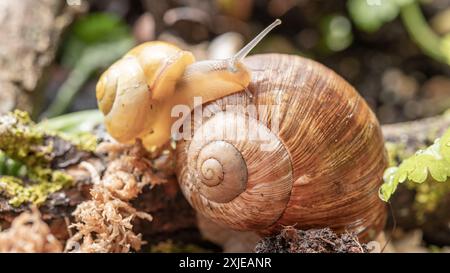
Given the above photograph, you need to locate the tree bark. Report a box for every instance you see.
[382,113,450,153]
[0,0,82,115]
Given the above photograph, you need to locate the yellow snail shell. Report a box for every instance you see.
[96,21,281,148]
[96,42,195,146]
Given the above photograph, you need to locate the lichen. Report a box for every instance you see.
[0,169,73,207]
[0,110,52,167]
[409,181,450,221]
[0,110,98,162]
[0,110,94,206]
[56,132,98,152]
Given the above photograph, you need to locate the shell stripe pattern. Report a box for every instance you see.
[177,54,387,241]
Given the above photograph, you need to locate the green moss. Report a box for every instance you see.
[0,110,98,161]
[409,181,450,221]
[0,164,73,207]
[0,170,72,207]
[0,110,90,206]
[57,131,98,152]
[0,110,52,167]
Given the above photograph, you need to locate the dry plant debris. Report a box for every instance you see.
[255,227,369,253]
[0,207,62,253]
[65,141,165,253]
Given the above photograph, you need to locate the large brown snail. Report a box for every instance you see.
[96,20,387,241]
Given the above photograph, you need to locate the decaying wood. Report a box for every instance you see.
[382,112,450,153]
[0,141,199,249]
[0,0,84,114]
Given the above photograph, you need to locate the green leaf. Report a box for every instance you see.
[38,110,103,133]
[380,127,450,201]
[441,127,450,163]
[380,166,398,201]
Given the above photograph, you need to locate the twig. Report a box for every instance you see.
[400,2,449,65]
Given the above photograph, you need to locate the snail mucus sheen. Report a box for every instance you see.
[96,19,387,242]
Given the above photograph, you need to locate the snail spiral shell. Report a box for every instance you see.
[176,54,387,241]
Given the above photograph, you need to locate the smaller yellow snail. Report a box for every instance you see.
[96,19,282,148]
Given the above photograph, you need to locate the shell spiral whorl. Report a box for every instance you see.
[200,157,223,186]
[195,140,248,203]
[178,104,294,231]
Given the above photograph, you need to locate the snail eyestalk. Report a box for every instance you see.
[228,19,282,71]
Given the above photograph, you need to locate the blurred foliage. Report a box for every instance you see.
[348,0,450,65]
[385,142,408,167]
[441,33,450,64]
[43,13,135,118]
[61,13,132,67]
[320,14,353,52]
[401,1,450,65]
[0,151,26,177]
[38,110,103,135]
[255,35,303,56]
[39,0,449,122]
[409,178,450,220]
[347,0,413,33]
[38,110,103,152]
[380,127,450,202]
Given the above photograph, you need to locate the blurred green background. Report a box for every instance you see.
[41,0,450,124]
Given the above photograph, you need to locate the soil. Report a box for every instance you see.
[255,226,369,253]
